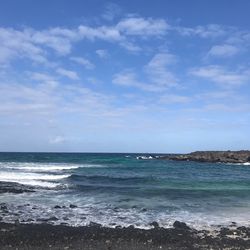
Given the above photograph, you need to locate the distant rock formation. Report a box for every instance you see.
[161,151,250,164]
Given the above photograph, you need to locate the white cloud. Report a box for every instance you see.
[112,70,165,92]
[208,44,240,57]
[70,56,95,69]
[116,17,169,36]
[49,136,66,144]
[0,28,47,64]
[78,25,122,41]
[113,52,178,92]
[96,49,109,58]
[113,70,144,87]
[144,52,178,87]
[176,24,230,38]
[56,68,79,80]
[29,72,58,86]
[190,65,250,86]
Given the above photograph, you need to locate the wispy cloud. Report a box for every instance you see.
[70,56,95,69]
[116,17,169,36]
[102,2,122,21]
[207,44,240,58]
[49,135,66,144]
[96,49,109,58]
[144,52,178,87]
[190,65,250,86]
[113,52,178,92]
[176,24,231,38]
[56,68,79,80]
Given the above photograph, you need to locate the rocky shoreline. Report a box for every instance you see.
[160,150,250,164]
[0,221,249,250]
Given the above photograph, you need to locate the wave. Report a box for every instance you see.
[232,162,250,166]
[0,172,70,188]
[0,162,105,171]
[136,155,158,160]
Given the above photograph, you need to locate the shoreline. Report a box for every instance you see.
[0,222,249,250]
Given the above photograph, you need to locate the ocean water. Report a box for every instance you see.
[0,152,250,229]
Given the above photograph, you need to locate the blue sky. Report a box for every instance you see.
[0,0,249,153]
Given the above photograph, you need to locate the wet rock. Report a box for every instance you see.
[69,204,77,209]
[60,223,68,226]
[49,216,59,221]
[173,221,191,230]
[54,205,61,209]
[37,217,59,222]
[0,205,7,210]
[0,182,35,194]
[25,219,34,222]
[150,221,159,229]
[88,222,101,228]
[113,207,119,212]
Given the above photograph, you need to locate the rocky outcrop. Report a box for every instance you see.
[0,181,35,194]
[161,151,250,164]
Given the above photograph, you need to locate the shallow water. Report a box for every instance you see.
[0,152,250,229]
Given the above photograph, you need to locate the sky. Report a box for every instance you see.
[0,0,249,153]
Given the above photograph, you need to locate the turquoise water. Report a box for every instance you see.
[0,152,250,229]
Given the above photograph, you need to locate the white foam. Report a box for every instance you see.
[243,162,250,166]
[233,162,250,166]
[8,164,79,171]
[0,162,105,171]
[136,156,154,160]
[0,172,69,187]
[13,180,59,188]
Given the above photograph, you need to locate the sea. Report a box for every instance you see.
[0,152,250,229]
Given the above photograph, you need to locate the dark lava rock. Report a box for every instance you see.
[150,221,159,229]
[128,225,135,229]
[0,205,7,211]
[0,222,250,249]
[0,181,35,194]
[173,221,191,230]
[37,217,59,222]
[15,220,20,225]
[22,219,34,222]
[69,204,77,209]
[161,150,250,164]
[88,222,101,228]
